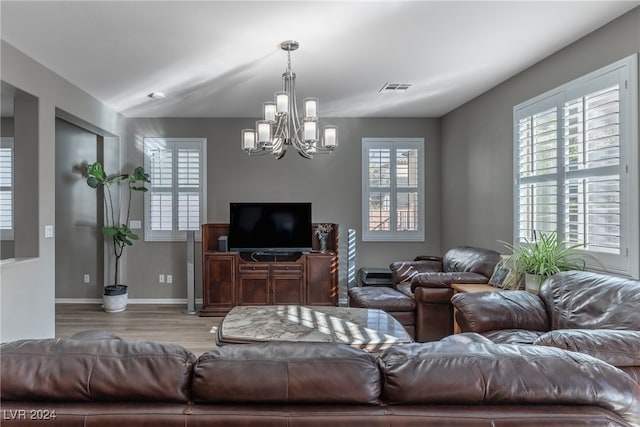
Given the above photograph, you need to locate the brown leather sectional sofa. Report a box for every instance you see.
[452,270,640,384]
[2,330,639,426]
[349,246,501,342]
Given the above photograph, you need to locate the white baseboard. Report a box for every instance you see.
[56,298,204,305]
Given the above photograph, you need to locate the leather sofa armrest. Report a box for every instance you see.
[534,329,640,367]
[390,259,444,285]
[411,272,488,290]
[451,291,549,333]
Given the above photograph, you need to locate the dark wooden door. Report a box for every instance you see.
[306,254,338,306]
[271,264,304,304]
[238,264,270,305]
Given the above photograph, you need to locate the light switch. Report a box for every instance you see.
[129,220,142,229]
[44,225,54,238]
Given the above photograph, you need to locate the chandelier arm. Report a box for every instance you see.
[287,74,312,156]
[289,78,304,148]
[273,115,286,140]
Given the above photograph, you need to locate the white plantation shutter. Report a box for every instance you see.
[149,148,173,231]
[362,138,424,241]
[564,84,621,254]
[514,55,638,278]
[516,106,559,241]
[144,138,206,241]
[0,138,13,240]
[177,148,200,231]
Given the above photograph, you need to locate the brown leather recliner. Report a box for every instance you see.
[393,246,500,342]
[349,246,501,342]
[451,270,640,384]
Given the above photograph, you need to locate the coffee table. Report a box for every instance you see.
[216,305,413,352]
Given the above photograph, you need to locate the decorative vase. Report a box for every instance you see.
[319,236,327,253]
[103,285,128,313]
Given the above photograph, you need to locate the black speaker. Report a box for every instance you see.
[218,236,228,252]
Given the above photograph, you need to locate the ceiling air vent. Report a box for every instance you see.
[379,83,412,93]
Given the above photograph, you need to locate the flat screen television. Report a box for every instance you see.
[228,202,312,253]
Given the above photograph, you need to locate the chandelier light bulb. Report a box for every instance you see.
[304,98,318,119]
[275,92,288,114]
[263,102,276,122]
[303,121,317,142]
[323,126,338,148]
[256,120,271,143]
[242,129,257,151]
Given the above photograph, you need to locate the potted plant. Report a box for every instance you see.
[502,231,587,293]
[86,161,150,312]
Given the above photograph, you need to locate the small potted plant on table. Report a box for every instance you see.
[86,161,150,312]
[503,231,587,293]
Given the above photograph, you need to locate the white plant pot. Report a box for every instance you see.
[103,285,128,313]
[524,273,546,294]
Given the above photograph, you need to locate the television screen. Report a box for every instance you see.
[228,202,312,253]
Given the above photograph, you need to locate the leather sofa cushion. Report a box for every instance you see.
[540,271,640,330]
[69,330,122,341]
[0,337,195,402]
[192,342,381,404]
[442,246,501,277]
[348,286,415,312]
[378,341,640,424]
[451,290,549,333]
[440,332,494,344]
[534,329,640,367]
[481,329,544,344]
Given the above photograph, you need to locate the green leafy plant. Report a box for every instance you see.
[501,231,587,277]
[86,161,150,290]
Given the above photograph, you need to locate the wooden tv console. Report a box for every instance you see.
[200,223,339,317]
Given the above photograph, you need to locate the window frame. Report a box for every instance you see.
[0,137,14,241]
[513,54,638,278]
[143,137,207,242]
[361,137,425,242]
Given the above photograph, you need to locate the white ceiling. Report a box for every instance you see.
[1,1,638,118]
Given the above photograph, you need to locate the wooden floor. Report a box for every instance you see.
[55,304,222,356]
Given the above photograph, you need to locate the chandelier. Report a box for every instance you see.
[241,40,338,159]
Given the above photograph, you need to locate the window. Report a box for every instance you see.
[362,137,424,241]
[143,138,207,241]
[514,54,638,278]
[0,138,13,240]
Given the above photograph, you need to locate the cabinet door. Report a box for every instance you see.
[271,264,304,304]
[238,264,270,305]
[306,254,338,306]
[202,254,235,316]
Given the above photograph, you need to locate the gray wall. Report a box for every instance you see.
[440,7,640,253]
[0,41,126,342]
[122,117,441,300]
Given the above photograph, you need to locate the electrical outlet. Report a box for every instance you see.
[83,274,90,284]
[159,274,165,283]
[166,275,173,284]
